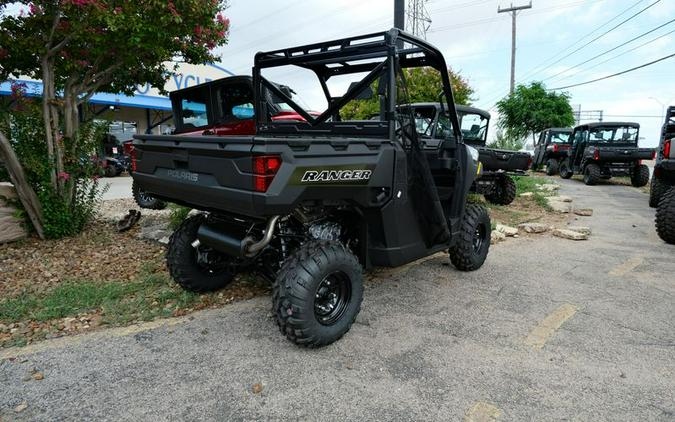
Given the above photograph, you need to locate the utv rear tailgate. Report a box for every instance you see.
[477,147,531,172]
[596,146,654,161]
[132,134,257,215]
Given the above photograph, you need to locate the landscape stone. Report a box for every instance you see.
[496,224,518,237]
[553,228,589,241]
[567,226,592,235]
[574,208,594,216]
[518,222,549,233]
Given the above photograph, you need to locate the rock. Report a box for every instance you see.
[0,206,28,244]
[518,222,548,233]
[0,323,8,334]
[491,231,506,244]
[14,401,28,413]
[547,198,572,213]
[574,208,593,216]
[553,228,589,241]
[252,383,264,394]
[520,192,534,197]
[538,183,560,191]
[32,371,44,381]
[496,224,518,237]
[567,226,592,235]
[557,195,573,203]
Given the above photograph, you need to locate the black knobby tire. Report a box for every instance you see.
[631,164,650,188]
[449,204,491,271]
[485,176,517,206]
[559,159,573,179]
[649,176,671,208]
[166,214,237,292]
[273,240,363,348]
[655,187,675,244]
[545,159,559,176]
[583,163,601,185]
[132,180,167,210]
[104,165,117,178]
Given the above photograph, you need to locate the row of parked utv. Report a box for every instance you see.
[531,108,675,244]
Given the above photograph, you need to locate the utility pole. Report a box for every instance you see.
[498,2,532,95]
[394,0,405,31]
[406,0,432,39]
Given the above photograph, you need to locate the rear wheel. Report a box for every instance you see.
[649,176,670,208]
[273,240,363,347]
[485,176,517,205]
[583,163,601,185]
[449,204,491,271]
[545,159,559,176]
[166,214,238,292]
[656,187,675,244]
[559,159,573,179]
[133,180,167,210]
[631,164,650,187]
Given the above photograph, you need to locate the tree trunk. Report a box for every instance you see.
[41,58,58,192]
[0,131,45,239]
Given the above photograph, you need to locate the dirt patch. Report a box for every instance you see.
[488,195,568,230]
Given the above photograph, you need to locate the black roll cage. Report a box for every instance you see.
[252,28,463,141]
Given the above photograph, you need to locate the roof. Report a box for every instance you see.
[404,102,491,119]
[575,122,640,129]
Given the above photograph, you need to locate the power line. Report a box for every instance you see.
[549,52,675,90]
[543,16,675,81]
[527,0,661,77]
[407,0,432,39]
[516,0,656,82]
[550,26,675,83]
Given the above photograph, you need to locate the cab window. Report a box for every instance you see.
[176,87,210,129]
[216,82,254,122]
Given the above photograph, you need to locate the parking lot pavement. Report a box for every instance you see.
[101,176,133,200]
[1,178,673,421]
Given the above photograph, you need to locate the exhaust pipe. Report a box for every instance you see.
[196,215,280,258]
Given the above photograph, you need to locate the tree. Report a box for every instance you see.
[496,81,575,146]
[0,0,229,238]
[342,67,475,120]
[488,129,525,151]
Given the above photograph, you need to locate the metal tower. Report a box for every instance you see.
[406,0,432,39]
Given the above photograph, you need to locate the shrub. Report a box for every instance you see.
[169,204,192,230]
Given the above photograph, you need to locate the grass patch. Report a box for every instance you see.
[513,175,556,211]
[169,204,192,230]
[0,269,199,326]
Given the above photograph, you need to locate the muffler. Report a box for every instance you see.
[196,215,280,258]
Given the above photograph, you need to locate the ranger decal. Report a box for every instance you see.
[301,169,372,183]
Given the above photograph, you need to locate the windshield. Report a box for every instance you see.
[589,126,639,143]
[459,112,488,142]
[550,131,571,144]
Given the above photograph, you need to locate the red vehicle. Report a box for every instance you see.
[128,76,310,208]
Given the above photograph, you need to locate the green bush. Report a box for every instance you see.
[3,104,108,239]
[169,204,192,230]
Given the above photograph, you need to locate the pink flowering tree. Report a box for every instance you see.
[0,0,229,238]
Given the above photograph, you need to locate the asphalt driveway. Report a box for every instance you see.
[1,177,673,421]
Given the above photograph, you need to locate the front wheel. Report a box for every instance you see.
[656,187,675,244]
[484,176,517,205]
[559,159,573,179]
[132,180,167,210]
[449,204,491,271]
[545,159,559,176]
[631,164,650,187]
[273,240,363,348]
[166,214,238,292]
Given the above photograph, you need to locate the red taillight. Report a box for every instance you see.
[664,140,671,158]
[552,144,559,153]
[593,149,600,160]
[252,155,282,192]
[130,147,137,172]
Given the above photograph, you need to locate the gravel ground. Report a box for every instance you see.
[0,176,673,421]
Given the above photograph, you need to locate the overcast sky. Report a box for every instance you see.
[215,0,675,146]
[3,0,673,146]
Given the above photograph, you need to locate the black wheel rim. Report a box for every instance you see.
[473,223,487,253]
[314,271,351,325]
